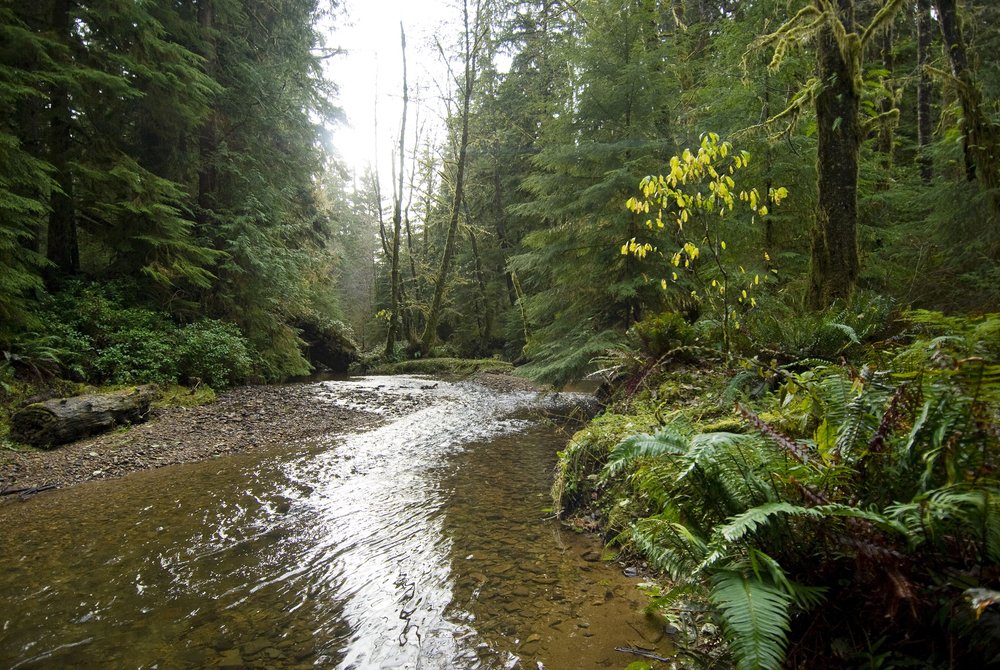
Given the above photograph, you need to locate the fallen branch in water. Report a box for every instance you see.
[615,646,672,662]
[0,484,60,500]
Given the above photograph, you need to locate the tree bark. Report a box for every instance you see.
[934,0,1000,195]
[197,0,218,222]
[11,385,158,447]
[807,0,861,310]
[46,0,79,277]
[916,0,934,183]
[876,21,894,172]
[492,148,518,307]
[420,0,477,355]
[385,22,408,358]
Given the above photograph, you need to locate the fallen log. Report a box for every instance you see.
[10,385,158,448]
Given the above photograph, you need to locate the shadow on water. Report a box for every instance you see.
[0,376,670,669]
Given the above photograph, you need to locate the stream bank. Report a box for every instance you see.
[0,372,549,497]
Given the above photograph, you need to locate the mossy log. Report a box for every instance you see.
[10,385,158,448]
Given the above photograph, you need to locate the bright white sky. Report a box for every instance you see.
[323,0,458,186]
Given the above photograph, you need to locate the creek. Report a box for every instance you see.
[0,376,670,669]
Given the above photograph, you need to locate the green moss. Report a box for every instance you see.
[696,417,744,433]
[152,384,217,409]
[552,410,659,515]
[372,357,514,376]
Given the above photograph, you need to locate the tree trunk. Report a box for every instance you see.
[11,385,159,448]
[385,22,408,358]
[197,0,218,222]
[420,0,476,355]
[46,0,78,277]
[807,0,861,309]
[492,149,518,307]
[463,196,493,348]
[934,0,1000,196]
[916,0,933,183]
[876,21,894,172]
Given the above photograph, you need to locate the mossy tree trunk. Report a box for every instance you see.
[420,0,476,356]
[807,0,861,310]
[916,0,934,183]
[933,0,1000,200]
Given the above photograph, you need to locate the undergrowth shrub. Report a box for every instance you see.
[630,312,695,359]
[28,280,258,388]
[741,290,897,362]
[94,323,178,385]
[574,311,1000,669]
[176,320,253,389]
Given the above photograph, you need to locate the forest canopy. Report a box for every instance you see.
[2,0,997,386]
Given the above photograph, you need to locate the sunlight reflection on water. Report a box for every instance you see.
[0,376,667,669]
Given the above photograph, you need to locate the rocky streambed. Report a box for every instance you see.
[1,383,379,495]
[0,374,670,670]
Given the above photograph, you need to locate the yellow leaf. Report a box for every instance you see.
[661,278,667,289]
[720,241,726,250]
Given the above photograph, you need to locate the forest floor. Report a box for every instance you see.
[0,371,545,499]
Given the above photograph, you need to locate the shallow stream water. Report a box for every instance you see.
[0,376,670,669]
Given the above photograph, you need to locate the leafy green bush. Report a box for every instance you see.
[25,280,260,388]
[93,325,179,385]
[176,320,253,389]
[576,313,999,668]
[629,311,695,359]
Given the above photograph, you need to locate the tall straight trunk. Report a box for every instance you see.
[492,149,517,307]
[468,226,489,345]
[876,22,894,171]
[916,0,934,183]
[420,0,476,355]
[807,0,860,309]
[385,22,408,358]
[197,0,217,222]
[46,0,78,276]
[463,196,492,347]
[934,0,1000,195]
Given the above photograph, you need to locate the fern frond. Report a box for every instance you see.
[603,426,689,480]
[684,431,760,479]
[632,516,708,580]
[718,502,822,544]
[748,549,828,610]
[710,571,792,670]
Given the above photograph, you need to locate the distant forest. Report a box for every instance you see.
[1,0,997,386]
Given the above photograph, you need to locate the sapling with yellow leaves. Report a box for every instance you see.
[623,133,788,353]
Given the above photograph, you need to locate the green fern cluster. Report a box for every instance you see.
[598,313,1000,668]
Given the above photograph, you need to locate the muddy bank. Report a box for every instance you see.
[0,372,553,498]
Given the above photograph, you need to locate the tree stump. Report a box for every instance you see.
[10,385,158,448]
